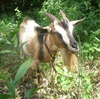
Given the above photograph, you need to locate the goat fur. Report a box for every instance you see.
[19,18,78,83]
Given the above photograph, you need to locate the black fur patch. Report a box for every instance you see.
[61,20,68,30]
[37,33,45,61]
[36,26,49,61]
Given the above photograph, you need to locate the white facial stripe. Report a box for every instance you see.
[55,25,70,45]
[68,22,74,34]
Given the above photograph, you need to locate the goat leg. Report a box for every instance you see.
[34,60,42,85]
[49,62,55,88]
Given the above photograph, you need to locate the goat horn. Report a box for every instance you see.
[60,10,69,21]
[45,12,59,22]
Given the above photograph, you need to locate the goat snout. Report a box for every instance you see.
[71,42,79,52]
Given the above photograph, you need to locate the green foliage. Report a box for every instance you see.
[0,59,32,99]
[0,0,100,98]
[0,16,19,51]
[77,71,93,99]
[81,29,100,61]
[54,64,94,99]
[15,7,22,20]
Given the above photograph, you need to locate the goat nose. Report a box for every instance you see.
[71,42,78,49]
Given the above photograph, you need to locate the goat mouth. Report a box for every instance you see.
[63,44,79,53]
[68,46,79,53]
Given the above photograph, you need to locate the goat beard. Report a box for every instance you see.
[60,48,78,72]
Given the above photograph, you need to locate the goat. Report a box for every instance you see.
[19,10,85,84]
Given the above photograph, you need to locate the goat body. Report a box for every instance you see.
[19,11,85,84]
[19,18,77,74]
[19,19,57,63]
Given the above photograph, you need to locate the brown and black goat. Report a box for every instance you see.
[19,10,85,84]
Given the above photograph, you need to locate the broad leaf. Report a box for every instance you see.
[14,59,32,84]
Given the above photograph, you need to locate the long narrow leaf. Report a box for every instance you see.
[25,87,41,99]
[5,81,15,96]
[0,50,16,54]
[0,94,11,99]
[14,59,32,84]
[94,47,100,52]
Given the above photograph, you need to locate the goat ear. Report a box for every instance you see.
[35,26,51,34]
[70,17,86,26]
[60,10,69,22]
[43,26,51,33]
[44,12,59,22]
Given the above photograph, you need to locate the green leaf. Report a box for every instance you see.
[84,43,90,48]
[11,29,18,38]
[0,50,16,54]
[5,81,15,96]
[87,84,92,94]
[68,77,74,81]
[82,49,89,53]
[89,55,94,61]
[94,37,100,42]
[89,47,94,52]
[14,59,32,84]
[6,40,12,45]
[0,75,6,80]
[84,94,92,99]
[84,83,89,91]
[25,87,41,99]
[57,76,62,83]
[0,94,11,99]
[19,41,27,50]
[11,35,18,48]
[94,47,100,52]
[87,73,94,77]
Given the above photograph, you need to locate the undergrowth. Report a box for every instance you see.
[0,7,100,99]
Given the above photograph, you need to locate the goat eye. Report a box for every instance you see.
[55,32,62,39]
